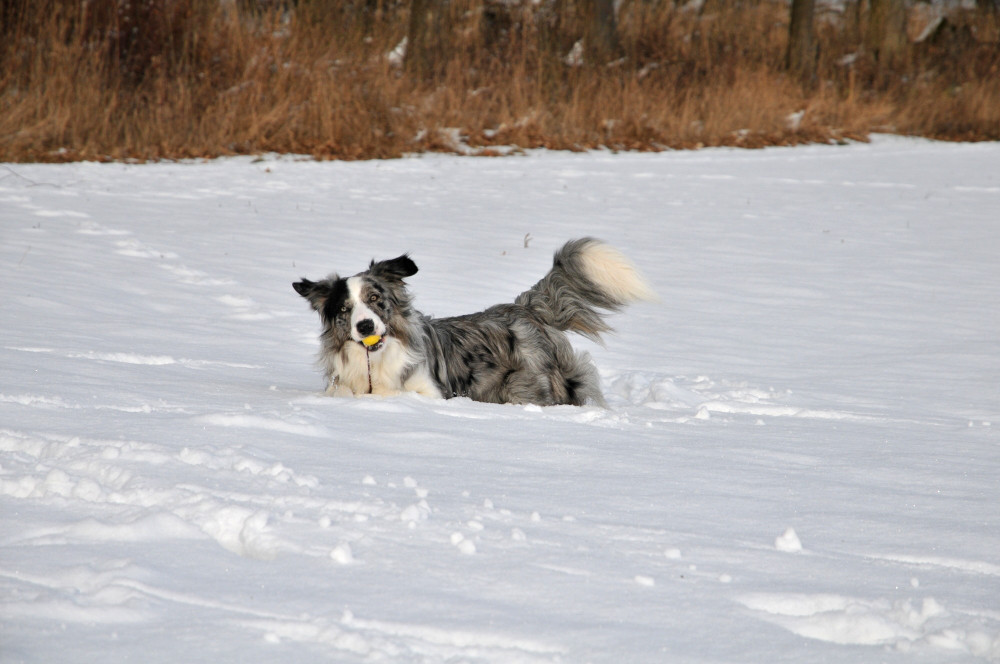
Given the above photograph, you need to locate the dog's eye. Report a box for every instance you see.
[368,294,379,303]
[339,305,348,313]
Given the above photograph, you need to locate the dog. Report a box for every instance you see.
[293,238,654,406]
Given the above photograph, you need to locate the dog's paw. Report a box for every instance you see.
[326,382,355,397]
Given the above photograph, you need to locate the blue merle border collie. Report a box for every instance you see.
[293,238,654,406]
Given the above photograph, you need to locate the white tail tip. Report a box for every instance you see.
[579,241,658,304]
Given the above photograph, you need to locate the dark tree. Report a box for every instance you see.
[583,0,621,64]
[405,0,443,77]
[786,0,817,84]
[866,0,907,67]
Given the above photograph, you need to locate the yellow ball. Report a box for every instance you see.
[362,335,382,347]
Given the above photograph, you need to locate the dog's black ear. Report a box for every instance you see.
[293,278,334,311]
[369,254,418,281]
[293,279,315,298]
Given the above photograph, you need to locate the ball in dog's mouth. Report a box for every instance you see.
[361,334,384,351]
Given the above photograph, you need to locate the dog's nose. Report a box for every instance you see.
[356,319,375,336]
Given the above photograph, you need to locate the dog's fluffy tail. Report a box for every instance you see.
[516,238,656,342]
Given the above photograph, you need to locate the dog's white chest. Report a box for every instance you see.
[331,338,435,397]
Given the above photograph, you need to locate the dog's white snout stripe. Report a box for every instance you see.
[347,276,386,340]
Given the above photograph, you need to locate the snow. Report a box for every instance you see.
[2,136,999,663]
[774,527,803,553]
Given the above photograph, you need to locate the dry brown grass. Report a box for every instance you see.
[1,0,997,163]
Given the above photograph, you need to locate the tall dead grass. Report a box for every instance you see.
[1,0,997,162]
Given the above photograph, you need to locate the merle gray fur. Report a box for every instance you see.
[293,238,652,407]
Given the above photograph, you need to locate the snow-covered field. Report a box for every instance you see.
[2,137,998,663]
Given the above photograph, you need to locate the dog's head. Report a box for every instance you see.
[293,255,418,353]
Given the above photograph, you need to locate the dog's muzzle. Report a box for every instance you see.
[360,335,385,352]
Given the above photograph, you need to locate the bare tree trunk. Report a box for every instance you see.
[786,0,817,84]
[405,0,440,77]
[866,0,907,67]
[583,0,621,64]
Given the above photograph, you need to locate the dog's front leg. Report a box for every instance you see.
[326,377,355,398]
